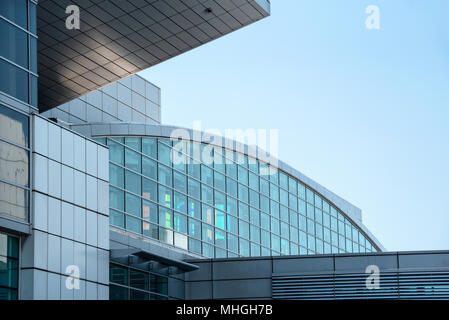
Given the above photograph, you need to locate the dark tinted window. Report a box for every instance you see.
[0,104,29,147]
[0,59,28,103]
[0,19,28,68]
[0,0,27,29]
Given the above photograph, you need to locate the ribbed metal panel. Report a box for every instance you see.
[272,271,449,300]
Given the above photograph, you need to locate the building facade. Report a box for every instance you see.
[0,0,445,301]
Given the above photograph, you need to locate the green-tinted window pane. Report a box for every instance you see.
[142,156,157,180]
[270,183,279,201]
[159,206,173,228]
[214,190,226,211]
[151,274,168,295]
[125,170,141,195]
[142,178,157,202]
[110,187,124,211]
[239,238,249,256]
[142,138,157,158]
[280,205,289,223]
[226,196,237,216]
[306,188,314,204]
[109,140,124,165]
[249,190,259,208]
[158,185,172,208]
[126,215,141,234]
[214,171,225,192]
[142,200,157,223]
[261,213,270,230]
[271,217,280,234]
[260,178,269,196]
[188,178,200,199]
[110,264,128,286]
[279,172,288,189]
[201,184,213,205]
[125,148,141,172]
[227,215,238,234]
[215,229,226,248]
[143,222,159,239]
[288,177,297,194]
[228,234,238,253]
[187,198,200,219]
[226,178,237,197]
[250,225,260,243]
[226,163,237,179]
[130,269,148,290]
[110,209,124,228]
[174,212,187,233]
[158,141,171,166]
[125,137,141,151]
[215,210,226,229]
[250,208,260,225]
[201,204,214,225]
[270,200,279,218]
[125,193,141,217]
[158,164,172,187]
[189,238,201,254]
[174,192,187,213]
[261,230,270,247]
[238,184,248,203]
[188,162,200,179]
[271,234,280,252]
[238,202,249,221]
[201,165,213,185]
[239,220,249,239]
[188,218,201,239]
[109,164,124,188]
[202,223,214,244]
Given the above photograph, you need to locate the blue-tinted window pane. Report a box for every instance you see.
[125,137,140,151]
[29,74,37,107]
[0,104,28,147]
[0,59,28,103]
[215,210,226,229]
[228,234,238,253]
[227,215,238,234]
[226,177,237,197]
[202,223,214,244]
[226,196,237,216]
[29,2,36,34]
[0,19,28,68]
[201,184,213,205]
[214,171,225,192]
[0,0,27,28]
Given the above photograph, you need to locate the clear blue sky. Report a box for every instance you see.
[140,0,449,252]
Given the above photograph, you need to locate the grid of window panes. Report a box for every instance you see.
[100,136,378,259]
[0,105,29,221]
[0,233,19,300]
[0,0,38,106]
[109,263,170,300]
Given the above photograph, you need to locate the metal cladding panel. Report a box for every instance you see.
[36,0,270,111]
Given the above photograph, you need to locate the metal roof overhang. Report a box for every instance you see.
[36,0,270,112]
[110,248,199,272]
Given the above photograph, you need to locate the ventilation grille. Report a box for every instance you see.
[272,271,449,300]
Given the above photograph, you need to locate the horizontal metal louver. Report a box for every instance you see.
[272,271,449,300]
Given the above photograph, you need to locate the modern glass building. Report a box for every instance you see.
[1,0,446,301]
[94,135,380,259]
